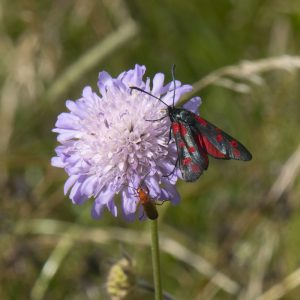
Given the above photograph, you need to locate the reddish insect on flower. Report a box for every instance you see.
[136,185,159,220]
[131,66,252,182]
[126,180,160,220]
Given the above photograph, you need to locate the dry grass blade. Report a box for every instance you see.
[15,219,240,295]
[255,267,300,300]
[267,143,300,203]
[30,236,73,300]
[180,55,300,103]
[160,238,239,295]
[47,19,139,101]
[238,224,278,300]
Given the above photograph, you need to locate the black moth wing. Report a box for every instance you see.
[172,121,209,182]
[190,113,252,161]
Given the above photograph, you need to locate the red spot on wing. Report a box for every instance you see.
[179,141,185,148]
[216,134,223,142]
[180,125,187,136]
[233,148,240,158]
[188,146,196,153]
[195,115,207,126]
[193,131,205,149]
[202,136,226,158]
[230,140,238,147]
[172,123,180,134]
[191,164,200,172]
[182,157,192,166]
[192,133,209,166]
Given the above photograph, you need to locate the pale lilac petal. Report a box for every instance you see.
[51,156,65,168]
[91,201,105,219]
[137,205,146,220]
[80,175,98,198]
[64,174,79,195]
[161,180,180,204]
[69,179,88,205]
[92,188,115,219]
[122,189,137,215]
[66,100,88,119]
[183,96,202,114]
[152,73,165,95]
[54,129,82,143]
[119,64,146,88]
[55,113,81,130]
[97,72,113,95]
[124,211,137,222]
[107,197,118,217]
[82,86,94,99]
[147,177,161,197]
[163,84,193,106]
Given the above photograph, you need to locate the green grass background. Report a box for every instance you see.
[1,0,300,299]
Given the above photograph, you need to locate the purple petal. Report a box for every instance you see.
[91,188,115,219]
[119,65,146,88]
[145,77,151,92]
[65,100,88,119]
[183,96,202,114]
[137,205,146,221]
[152,73,165,95]
[69,179,88,205]
[107,197,118,217]
[82,86,94,99]
[53,129,82,143]
[64,174,79,195]
[162,180,180,204]
[51,156,65,168]
[122,188,137,215]
[163,84,193,106]
[124,211,137,222]
[91,200,106,219]
[55,113,81,130]
[147,177,160,197]
[97,72,113,95]
[80,175,98,198]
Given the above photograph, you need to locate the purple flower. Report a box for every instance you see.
[51,65,201,220]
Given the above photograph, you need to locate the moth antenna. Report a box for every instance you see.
[130,86,169,107]
[171,64,176,108]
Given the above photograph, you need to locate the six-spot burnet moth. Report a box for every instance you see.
[130,65,252,182]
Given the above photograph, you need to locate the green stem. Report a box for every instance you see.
[150,219,163,300]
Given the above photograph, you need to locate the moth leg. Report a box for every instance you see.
[145,115,168,122]
[166,126,173,145]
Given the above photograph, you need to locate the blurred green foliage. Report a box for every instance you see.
[1,0,300,299]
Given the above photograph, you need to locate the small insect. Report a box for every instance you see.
[135,185,159,220]
[131,66,252,182]
[124,177,160,220]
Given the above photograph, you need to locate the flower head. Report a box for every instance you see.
[51,65,201,220]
